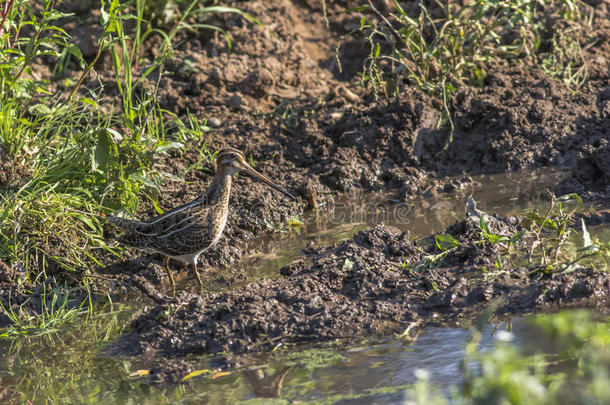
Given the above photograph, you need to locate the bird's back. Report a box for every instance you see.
[110,197,214,256]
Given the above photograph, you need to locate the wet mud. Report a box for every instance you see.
[56,0,607,205]
[127,0,609,201]
[92,0,609,288]
[108,212,609,381]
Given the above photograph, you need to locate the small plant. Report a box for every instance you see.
[434,233,459,251]
[477,216,526,271]
[540,22,590,87]
[524,192,582,275]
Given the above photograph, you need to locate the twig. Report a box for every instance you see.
[0,0,15,39]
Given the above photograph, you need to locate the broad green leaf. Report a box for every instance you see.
[510,230,527,245]
[435,233,459,251]
[106,128,123,142]
[486,234,510,244]
[479,216,490,233]
[152,200,165,215]
[557,193,582,204]
[79,97,97,107]
[75,214,97,231]
[44,10,74,21]
[128,172,156,188]
[527,212,557,229]
[28,104,51,116]
[67,44,85,67]
[155,141,184,153]
[93,130,118,172]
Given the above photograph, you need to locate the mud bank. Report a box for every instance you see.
[60,0,609,203]
[108,211,609,381]
[133,0,610,200]
[96,0,609,314]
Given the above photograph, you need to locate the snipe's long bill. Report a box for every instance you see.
[109,148,295,289]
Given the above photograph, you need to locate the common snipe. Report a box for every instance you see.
[109,148,295,287]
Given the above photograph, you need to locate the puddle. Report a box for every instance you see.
[0,318,505,404]
[176,324,506,404]
[0,316,553,404]
[243,168,568,280]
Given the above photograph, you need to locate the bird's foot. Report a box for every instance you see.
[192,264,203,288]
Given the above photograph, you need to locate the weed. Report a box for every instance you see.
[287,215,304,228]
[524,192,582,275]
[410,192,607,277]
[409,250,451,272]
[540,21,591,87]
[342,0,593,136]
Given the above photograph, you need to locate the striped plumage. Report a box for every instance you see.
[109,148,295,288]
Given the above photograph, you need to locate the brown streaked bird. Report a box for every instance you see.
[109,148,295,288]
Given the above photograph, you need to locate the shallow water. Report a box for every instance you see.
[0,316,507,404]
[244,168,568,280]
[0,168,607,403]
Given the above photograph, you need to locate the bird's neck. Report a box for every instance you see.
[203,172,233,205]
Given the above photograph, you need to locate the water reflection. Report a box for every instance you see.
[243,366,292,398]
[227,324,506,404]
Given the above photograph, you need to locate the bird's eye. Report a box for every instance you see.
[229,153,236,158]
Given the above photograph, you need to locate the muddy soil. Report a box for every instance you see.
[57,0,608,204]
[108,212,610,382]
[1,0,610,365]
[127,0,609,200]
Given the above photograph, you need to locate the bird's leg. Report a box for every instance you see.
[163,256,176,287]
[192,262,203,286]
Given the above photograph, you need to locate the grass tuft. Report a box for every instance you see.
[0,0,256,331]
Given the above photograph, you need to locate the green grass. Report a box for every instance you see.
[0,0,255,331]
[0,281,92,337]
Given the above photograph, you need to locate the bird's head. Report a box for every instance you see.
[215,148,295,200]
[216,148,249,174]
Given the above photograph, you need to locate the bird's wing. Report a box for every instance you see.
[149,221,214,257]
[118,196,212,249]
